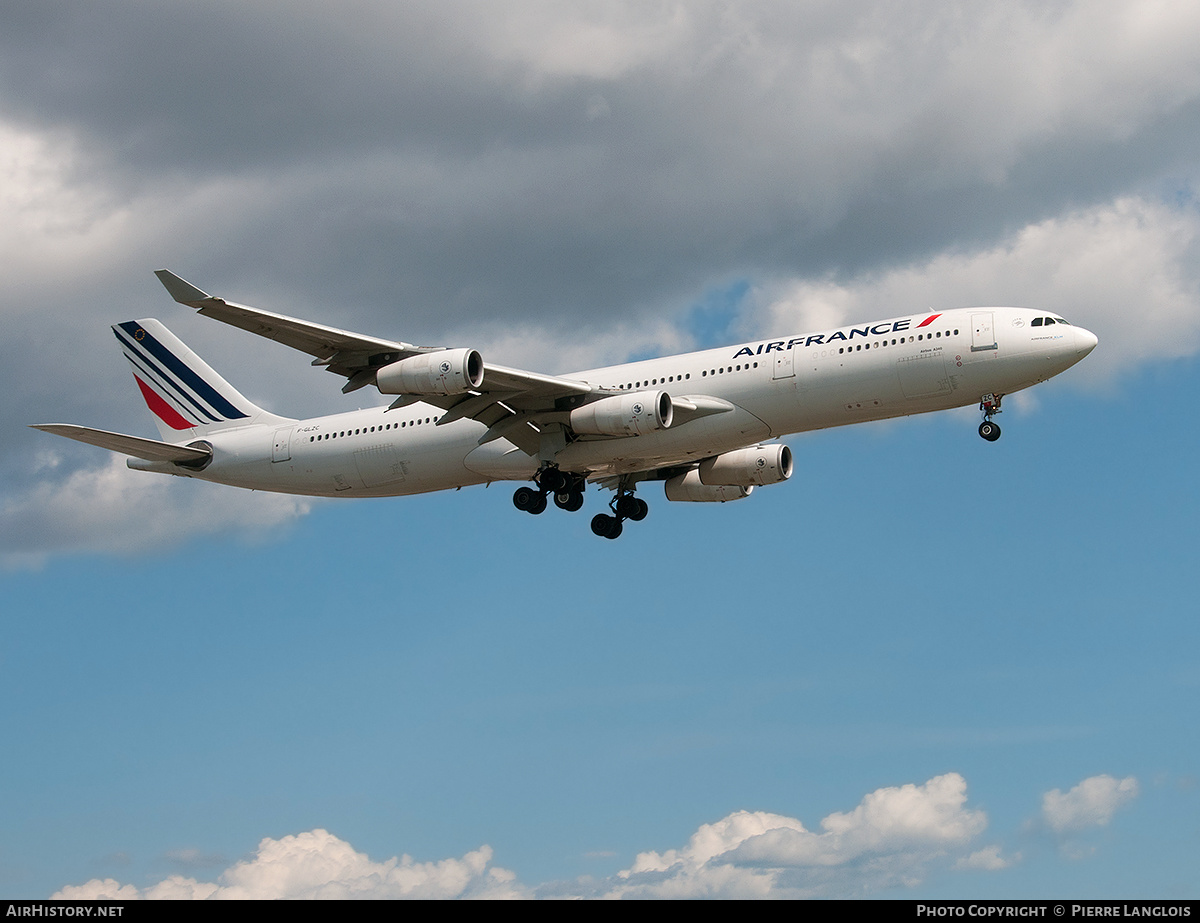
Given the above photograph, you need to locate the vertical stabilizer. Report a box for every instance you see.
[113,318,289,440]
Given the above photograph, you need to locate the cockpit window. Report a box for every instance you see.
[1031,317,1043,326]
[1053,317,1069,325]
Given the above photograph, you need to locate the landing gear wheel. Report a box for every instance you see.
[614,495,641,519]
[591,513,622,539]
[513,486,545,513]
[537,468,567,493]
[554,490,585,512]
[627,498,649,521]
[977,393,1003,442]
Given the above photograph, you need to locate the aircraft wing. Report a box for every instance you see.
[156,271,595,399]
[155,270,426,378]
[156,270,598,455]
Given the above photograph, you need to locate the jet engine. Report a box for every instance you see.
[570,391,674,436]
[698,444,793,487]
[664,470,753,502]
[375,348,484,395]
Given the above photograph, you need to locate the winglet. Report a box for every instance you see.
[154,269,214,306]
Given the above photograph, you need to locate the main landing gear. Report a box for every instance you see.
[590,487,648,541]
[978,392,1003,442]
[512,466,586,517]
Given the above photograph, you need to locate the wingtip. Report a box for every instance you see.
[154,269,212,305]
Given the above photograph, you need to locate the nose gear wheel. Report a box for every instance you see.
[978,393,1003,441]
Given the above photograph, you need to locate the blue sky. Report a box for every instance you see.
[6,342,1196,898]
[2,1,1198,899]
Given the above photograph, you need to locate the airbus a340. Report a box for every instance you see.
[34,272,1097,539]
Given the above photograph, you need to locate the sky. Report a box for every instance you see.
[1,0,1198,899]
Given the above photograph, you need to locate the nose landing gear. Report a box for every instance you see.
[978,393,1003,442]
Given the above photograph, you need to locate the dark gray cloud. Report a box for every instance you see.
[3,1,1199,556]
[4,2,1195,328]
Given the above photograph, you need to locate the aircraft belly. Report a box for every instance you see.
[354,443,407,489]
[463,440,540,481]
[260,422,486,497]
[555,404,770,474]
[349,427,482,496]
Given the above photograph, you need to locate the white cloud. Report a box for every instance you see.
[955,845,1020,871]
[1,454,312,570]
[753,196,1200,382]
[52,770,1146,900]
[574,773,990,898]
[53,830,526,900]
[462,315,697,376]
[52,775,994,900]
[1042,774,1139,834]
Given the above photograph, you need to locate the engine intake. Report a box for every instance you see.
[376,348,484,395]
[570,391,673,436]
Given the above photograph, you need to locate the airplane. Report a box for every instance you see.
[33,271,1098,539]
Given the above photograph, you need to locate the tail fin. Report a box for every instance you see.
[113,318,288,440]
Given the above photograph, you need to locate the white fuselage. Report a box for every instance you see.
[148,307,1095,498]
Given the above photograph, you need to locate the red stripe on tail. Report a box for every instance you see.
[134,375,195,430]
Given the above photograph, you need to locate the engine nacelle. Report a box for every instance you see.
[375,348,484,395]
[664,470,753,502]
[698,444,792,487]
[570,391,673,436]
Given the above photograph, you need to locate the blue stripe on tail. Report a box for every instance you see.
[114,322,248,421]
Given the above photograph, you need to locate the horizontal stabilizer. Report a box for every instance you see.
[30,424,212,464]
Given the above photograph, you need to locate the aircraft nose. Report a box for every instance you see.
[1075,325,1099,357]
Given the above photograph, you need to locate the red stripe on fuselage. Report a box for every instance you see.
[134,375,195,430]
[917,314,942,327]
